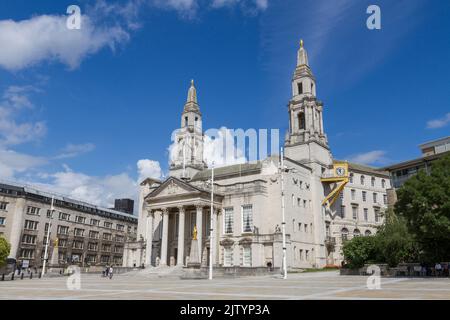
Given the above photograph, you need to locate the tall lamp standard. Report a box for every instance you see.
[42,196,54,277]
[209,161,215,280]
[279,148,287,280]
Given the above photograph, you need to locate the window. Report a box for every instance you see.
[298,223,302,231]
[102,244,111,252]
[365,230,372,236]
[304,200,307,208]
[72,240,84,249]
[224,247,233,266]
[74,228,84,237]
[57,225,69,235]
[114,246,123,253]
[364,208,368,221]
[371,177,376,187]
[349,173,354,183]
[22,234,36,244]
[299,249,304,260]
[46,210,53,218]
[0,217,5,225]
[242,247,252,267]
[89,231,99,239]
[341,228,349,241]
[90,219,99,226]
[339,192,344,200]
[116,224,124,232]
[58,212,70,221]
[87,255,97,263]
[373,193,378,203]
[88,242,98,251]
[374,209,380,222]
[298,82,303,94]
[305,250,309,261]
[298,112,305,130]
[382,179,386,188]
[352,206,358,220]
[75,216,86,224]
[297,198,301,207]
[184,116,188,127]
[224,207,233,234]
[354,229,361,237]
[241,205,253,233]
[24,220,38,230]
[362,191,367,202]
[103,233,112,241]
[104,221,113,229]
[26,206,40,216]
[383,194,387,205]
[44,223,50,233]
[20,249,34,259]
[115,235,124,242]
[0,202,8,211]
[304,224,308,233]
[360,175,365,185]
[351,189,356,201]
[101,255,110,264]
[58,239,67,248]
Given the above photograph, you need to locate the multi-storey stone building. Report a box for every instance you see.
[123,41,390,270]
[0,181,138,269]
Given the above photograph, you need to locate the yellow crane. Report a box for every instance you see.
[321,162,349,207]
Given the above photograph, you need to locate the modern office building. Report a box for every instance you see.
[113,198,135,215]
[0,181,138,269]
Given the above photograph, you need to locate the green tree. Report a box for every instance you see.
[395,153,450,262]
[342,236,377,269]
[0,236,11,267]
[375,209,419,267]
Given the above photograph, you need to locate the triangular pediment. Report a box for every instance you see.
[145,176,203,200]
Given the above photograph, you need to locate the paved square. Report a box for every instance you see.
[1,271,449,300]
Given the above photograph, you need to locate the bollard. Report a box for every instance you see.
[1,274,4,281]
[30,272,33,279]
[11,273,14,280]
[39,272,42,279]
[21,273,24,280]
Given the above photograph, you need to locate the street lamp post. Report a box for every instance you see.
[42,196,54,277]
[209,162,214,280]
[280,148,287,280]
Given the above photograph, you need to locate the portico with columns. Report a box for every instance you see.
[142,177,223,267]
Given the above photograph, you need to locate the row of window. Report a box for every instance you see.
[341,228,372,240]
[347,190,387,204]
[338,206,381,222]
[349,174,387,188]
[19,249,122,264]
[223,205,253,235]
[25,206,133,232]
[223,246,252,267]
[293,247,314,262]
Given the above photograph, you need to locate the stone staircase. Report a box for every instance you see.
[123,265,185,279]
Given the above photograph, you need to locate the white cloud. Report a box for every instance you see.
[347,150,388,166]
[203,127,247,168]
[0,86,46,146]
[212,0,268,10]
[0,149,47,179]
[54,143,96,159]
[137,159,163,182]
[426,113,450,129]
[0,9,130,71]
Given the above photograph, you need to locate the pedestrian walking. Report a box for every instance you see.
[435,262,442,277]
[108,266,113,279]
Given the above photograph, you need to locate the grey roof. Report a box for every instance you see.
[381,150,450,171]
[191,162,263,181]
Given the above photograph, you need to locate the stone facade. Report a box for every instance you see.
[0,182,138,269]
[123,42,390,270]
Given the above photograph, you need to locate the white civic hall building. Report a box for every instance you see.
[123,42,390,271]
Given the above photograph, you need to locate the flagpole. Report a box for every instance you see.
[209,162,214,280]
[42,196,54,277]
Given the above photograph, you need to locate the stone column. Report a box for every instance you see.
[196,204,203,262]
[177,206,185,266]
[145,209,154,267]
[160,208,169,266]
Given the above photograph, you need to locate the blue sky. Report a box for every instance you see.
[0,0,449,208]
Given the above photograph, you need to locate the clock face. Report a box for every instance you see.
[335,167,346,177]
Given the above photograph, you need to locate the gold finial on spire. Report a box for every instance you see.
[300,39,304,48]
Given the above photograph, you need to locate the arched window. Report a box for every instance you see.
[365,230,372,236]
[371,177,376,187]
[349,173,354,183]
[298,112,305,130]
[382,179,386,188]
[341,228,349,241]
[353,229,361,237]
[298,82,303,94]
[360,175,365,185]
